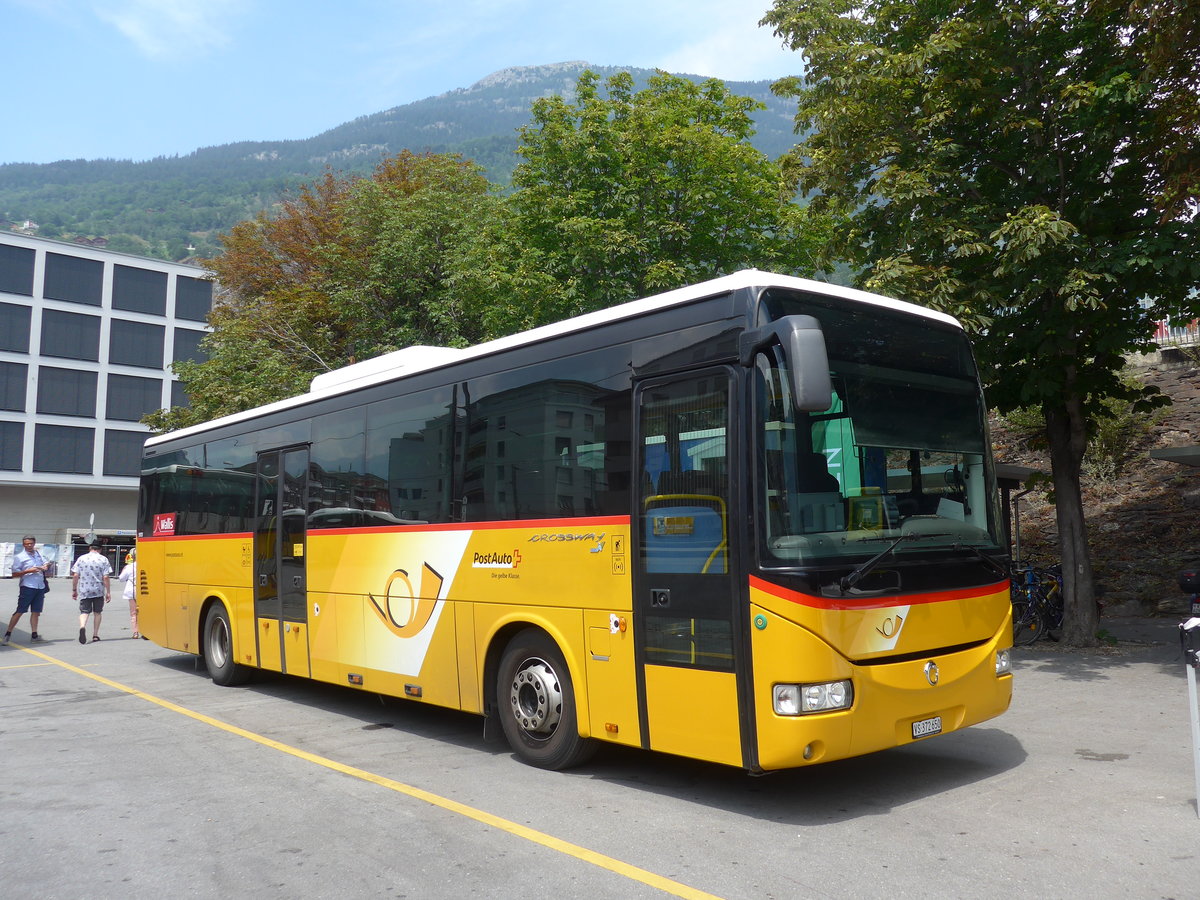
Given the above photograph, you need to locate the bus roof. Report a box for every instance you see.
[146,269,962,448]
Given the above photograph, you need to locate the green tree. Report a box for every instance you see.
[505,69,831,324]
[327,152,500,354]
[762,0,1200,644]
[147,152,503,429]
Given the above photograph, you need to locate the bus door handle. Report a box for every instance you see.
[259,574,268,586]
[651,588,670,608]
[293,575,303,588]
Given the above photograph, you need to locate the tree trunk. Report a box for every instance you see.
[1044,396,1100,647]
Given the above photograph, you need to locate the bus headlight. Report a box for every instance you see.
[995,649,1011,676]
[773,680,853,716]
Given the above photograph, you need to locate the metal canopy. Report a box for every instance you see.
[1150,447,1200,468]
[995,463,1040,487]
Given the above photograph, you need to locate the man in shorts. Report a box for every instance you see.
[4,534,51,644]
[72,541,112,643]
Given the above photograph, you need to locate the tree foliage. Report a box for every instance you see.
[505,69,831,324]
[762,0,1200,644]
[146,152,500,430]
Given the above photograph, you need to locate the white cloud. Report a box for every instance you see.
[655,0,799,82]
[92,0,244,59]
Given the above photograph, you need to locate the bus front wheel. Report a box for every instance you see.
[497,629,596,770]
[203,604,252,686]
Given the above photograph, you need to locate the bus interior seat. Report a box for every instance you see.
[644,468,728,574]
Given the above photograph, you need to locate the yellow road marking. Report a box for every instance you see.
[0,661,56,670]
[17,647,722,900]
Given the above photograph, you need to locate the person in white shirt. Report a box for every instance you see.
[72,542,112,643]
[117,548,138,639]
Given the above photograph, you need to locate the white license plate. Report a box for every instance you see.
[912,716,942,739]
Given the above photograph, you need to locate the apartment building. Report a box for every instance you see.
[0,232,211,567]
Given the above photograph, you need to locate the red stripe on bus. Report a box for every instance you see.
[748,574,1008,611]
[309,515,630,537]
[138,532,254,542]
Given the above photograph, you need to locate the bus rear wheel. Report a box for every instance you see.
[203,604,252,686]
[497,629,596,770]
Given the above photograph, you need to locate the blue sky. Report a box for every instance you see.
[1,0,803,165]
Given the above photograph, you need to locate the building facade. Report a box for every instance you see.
[0,232,211,568]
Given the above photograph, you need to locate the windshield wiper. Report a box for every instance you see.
[954,542,1008,579]
[838,532,919,594]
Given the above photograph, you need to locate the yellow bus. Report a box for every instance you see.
[138,270,1012,771]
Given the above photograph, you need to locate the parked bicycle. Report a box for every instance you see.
[1010,561,1063,646]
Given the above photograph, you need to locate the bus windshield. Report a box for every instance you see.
[755,298,1003,568]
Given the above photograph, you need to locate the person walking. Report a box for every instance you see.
[72,541,112,643]
[117,548,138,639]
[4,534,51,644]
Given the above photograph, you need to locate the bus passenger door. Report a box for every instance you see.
[634,369,745,767]
[254,447,312,677]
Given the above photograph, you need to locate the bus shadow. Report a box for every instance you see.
[147,653,509,757]
[577,727,1026,826]
[148,651,1026,821]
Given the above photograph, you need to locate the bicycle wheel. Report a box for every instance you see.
[1011,599,1046,646]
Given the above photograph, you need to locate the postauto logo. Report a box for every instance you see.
[472,549,522,570]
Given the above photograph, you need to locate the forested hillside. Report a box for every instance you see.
[0,63,800,261]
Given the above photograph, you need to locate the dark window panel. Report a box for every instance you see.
[112,265,167,315]
[107,373,163,421]
[366,386,455,524]
[44,252,103,306]
[109,319,165,369]
[458,349,632,522]
[0,361,28,411]
[0,243,35,296]
[0,302,32,353]
[36,366,97,417]
[172,328,208,363]
[0,421,23,470]
[310,407,367,518]
[175,276,213,322]
[41,309,100,361]
[103,430,146,477]
[33,423,94,474]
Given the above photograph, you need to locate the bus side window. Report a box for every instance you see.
[640,373,730,575]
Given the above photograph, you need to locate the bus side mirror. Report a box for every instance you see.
[739,315,833,412]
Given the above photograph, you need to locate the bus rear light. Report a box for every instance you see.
[773,680,853,716]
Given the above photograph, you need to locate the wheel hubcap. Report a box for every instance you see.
[210,617,229,668]
[509,658,562,737]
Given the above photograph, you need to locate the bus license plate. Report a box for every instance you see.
[912,716,942,739]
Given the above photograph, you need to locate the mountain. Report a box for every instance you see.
[0,62,801,261]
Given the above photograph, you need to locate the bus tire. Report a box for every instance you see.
[203,604,252,686]
[497,629,597,770]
